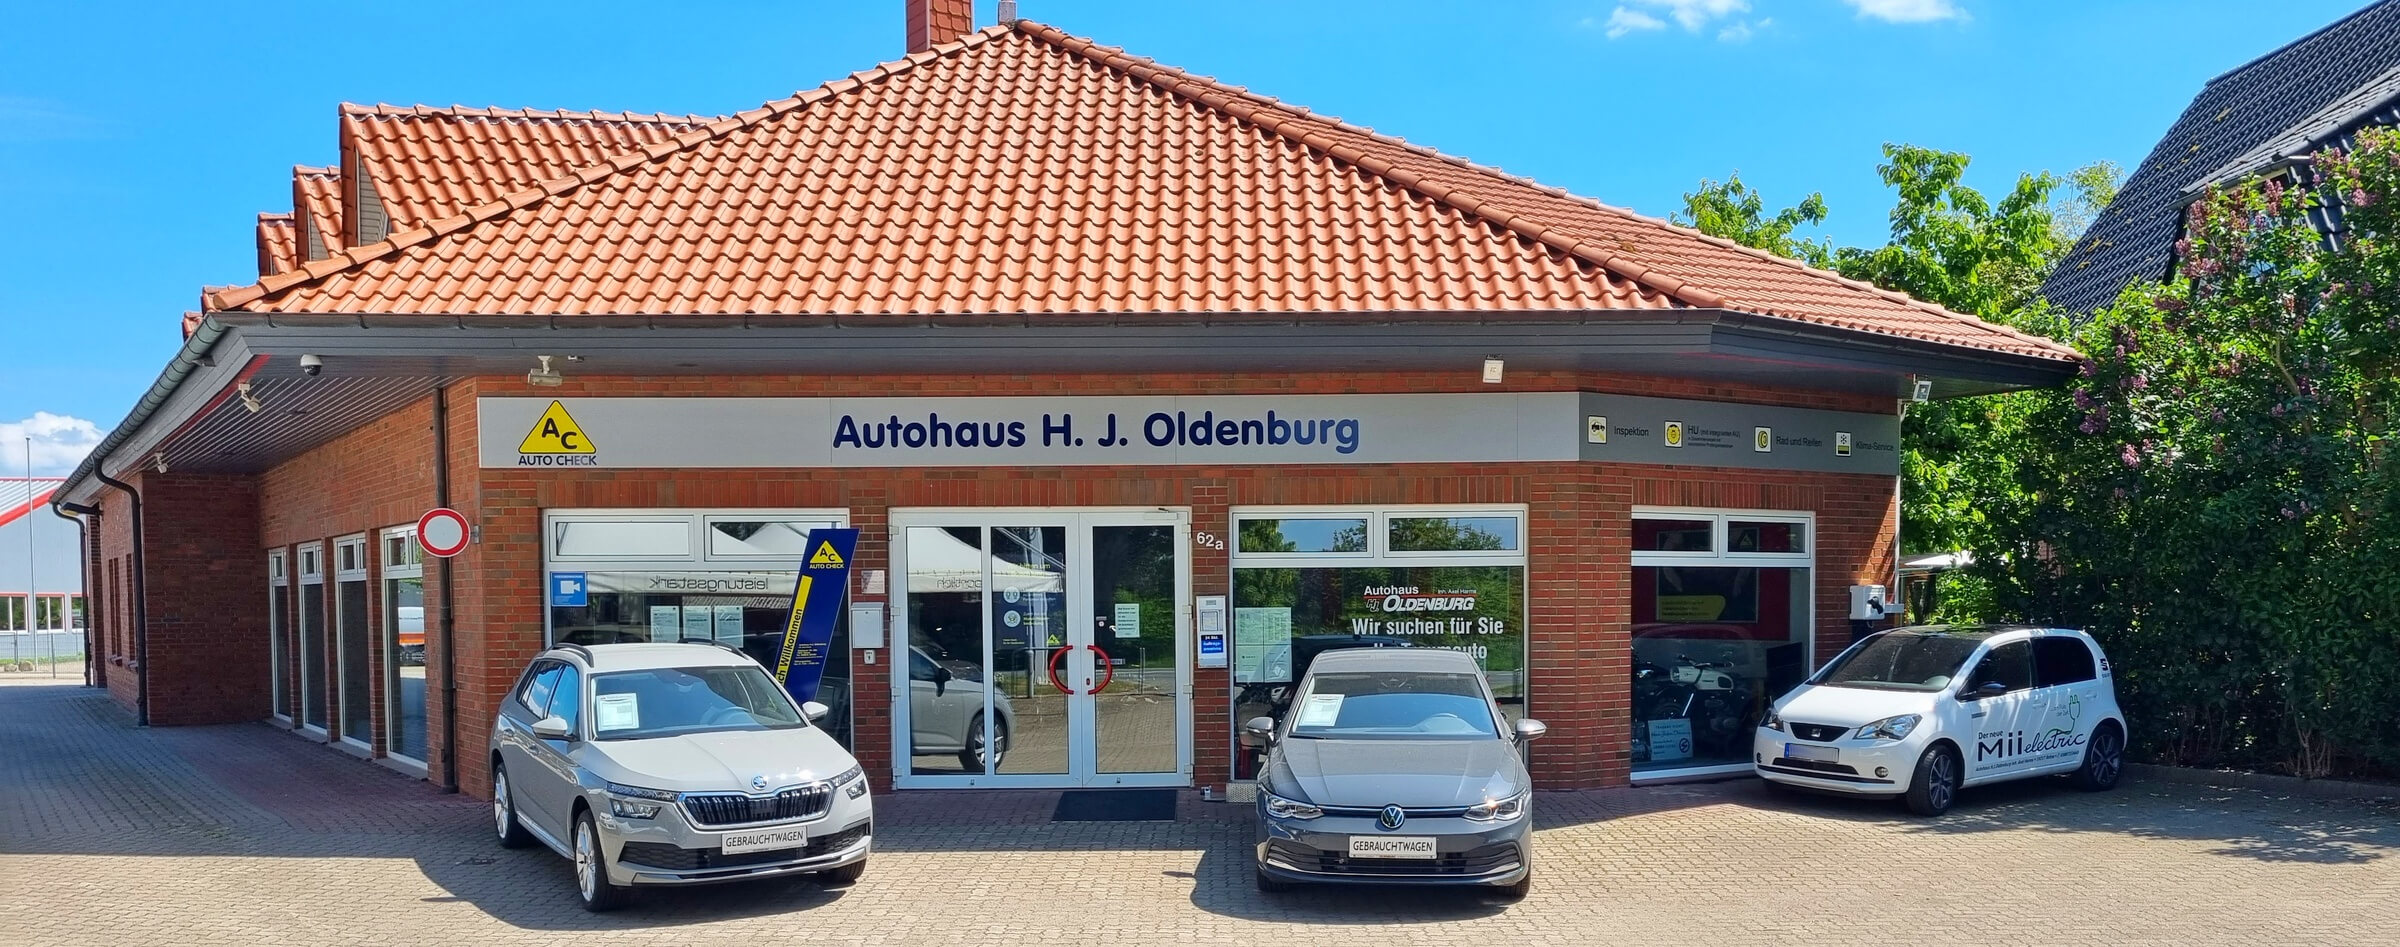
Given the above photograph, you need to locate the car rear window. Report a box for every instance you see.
[2034,637,2098,687]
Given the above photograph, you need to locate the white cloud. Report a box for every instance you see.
[1600,7,1667,38]
[1842,0,1966,23]
[1718,18,1760,41]
[0,413,106,477]
[1597,0,1754,40]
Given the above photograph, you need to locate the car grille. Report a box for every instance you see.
[1264,839,1520,877]
[1769,756,1861,776]
[1790,722,1848,742]
[1318,804,1474,819]
[681,784,833,827]
[619,821,871,872]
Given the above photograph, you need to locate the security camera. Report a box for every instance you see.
[299,354,323,377]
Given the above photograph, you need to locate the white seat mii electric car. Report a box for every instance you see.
[1755,625,2125,816]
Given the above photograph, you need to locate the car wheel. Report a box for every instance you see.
[1254,867,1291,894]
[1903,744,1960,817]
[959,713,1008,772]
[492,763,531,849]
[573,809,629,912]
[819,859,867,886]
[2071,722,2125,791]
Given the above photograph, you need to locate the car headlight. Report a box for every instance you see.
[1262,791,1322,820]
[831,764,869,799]
[1762,707,1785,732]
[604,782,677,819]
[1464,792,1527,822]
[1854,714,1921,741]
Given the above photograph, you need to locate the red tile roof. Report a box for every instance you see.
[340,104,719,236]
[206,22,2075,362]
[291,165,343,261]
[255,213,299,276]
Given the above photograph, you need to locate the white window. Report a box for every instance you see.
[1629,507,1815,780]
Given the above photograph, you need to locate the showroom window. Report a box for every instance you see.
[543,509,854,748]
[1228,506,1527,780]
[333,535,372,750]
[268,550,289,722]
[1631,508,1813,778]
[298,543,328,733]
[381,526,428,767]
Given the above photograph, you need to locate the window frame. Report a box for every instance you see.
[1229,505,1529,568]
[268,549,290,724]
[1630,507,1815,566]
[544,508,850,570]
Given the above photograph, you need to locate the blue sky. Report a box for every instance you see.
[0,0,2367,473]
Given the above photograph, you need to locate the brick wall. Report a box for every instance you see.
[79,473,274,725]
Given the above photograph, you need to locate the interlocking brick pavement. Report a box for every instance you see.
[3,676,2396,946]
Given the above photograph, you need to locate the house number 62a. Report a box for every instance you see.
[1194,531,1227,551]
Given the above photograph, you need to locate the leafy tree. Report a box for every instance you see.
[1675,172,1834,267]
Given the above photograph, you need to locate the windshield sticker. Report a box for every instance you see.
[595,693,640,731]
[1296,693,1344,727]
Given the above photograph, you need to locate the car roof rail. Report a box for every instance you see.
[678,637,753,659]
[552,641,594,662]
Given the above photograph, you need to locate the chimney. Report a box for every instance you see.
[905,0,975,54]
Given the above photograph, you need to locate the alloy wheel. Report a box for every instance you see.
[1927,751,1955,810]
[493,772,510,840]
[2091,729,2123,785]
[575,820,597,901]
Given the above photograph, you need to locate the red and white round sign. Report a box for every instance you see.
[417,508,470,558]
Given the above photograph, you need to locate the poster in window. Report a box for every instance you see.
[1653,567,1758,622]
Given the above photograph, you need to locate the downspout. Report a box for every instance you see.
[94,471,147,727]
[433,386,459,793]
[55,502,99,688]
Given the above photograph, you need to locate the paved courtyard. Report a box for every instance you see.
[2,677,2395,947]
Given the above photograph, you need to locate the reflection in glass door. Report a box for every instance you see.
[894,512,1190,789]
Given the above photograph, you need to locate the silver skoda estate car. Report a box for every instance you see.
[490,642,872,911]
[1244,648,1545,899]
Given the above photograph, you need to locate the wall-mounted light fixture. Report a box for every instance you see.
[1482,357,1505,384]
[151,452,169,475]
[238,381,262,414]
[526,355,565,388]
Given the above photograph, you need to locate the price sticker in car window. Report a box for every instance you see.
[1296,693,1344,727]
[595,693,640,731]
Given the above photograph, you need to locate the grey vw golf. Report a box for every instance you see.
[1243,648,1543,899]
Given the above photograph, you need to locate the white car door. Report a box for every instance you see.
[2028,634,2107,774]
[1956,639,2044,784]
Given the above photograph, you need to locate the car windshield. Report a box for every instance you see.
[1287,670,1499,739]
[589,665,806,740]
[1812,633,1984,692]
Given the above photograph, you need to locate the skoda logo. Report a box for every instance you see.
[1378,805,1406,831]
[751,774,770,792]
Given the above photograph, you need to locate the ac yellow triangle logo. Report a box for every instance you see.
[808,542,845,568]
[518,401,595,454]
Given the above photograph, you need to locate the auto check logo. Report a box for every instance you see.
[1378,805,1406,831]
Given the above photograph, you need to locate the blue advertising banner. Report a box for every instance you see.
[774,528,858,704]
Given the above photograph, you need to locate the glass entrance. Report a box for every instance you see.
[893,511,1190,789]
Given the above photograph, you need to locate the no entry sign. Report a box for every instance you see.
[417,508,470,558]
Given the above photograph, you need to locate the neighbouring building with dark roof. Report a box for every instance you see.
[58,3,2076,802]
[2045,0,2400,313]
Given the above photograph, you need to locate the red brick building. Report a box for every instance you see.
[56,6,2077,798]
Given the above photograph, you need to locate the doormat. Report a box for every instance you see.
[1052,789,1178,822]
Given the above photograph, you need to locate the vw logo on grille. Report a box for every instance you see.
[750,774,770,792]
[1378,805,1406,831]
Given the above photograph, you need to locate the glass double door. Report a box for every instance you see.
[894,510,1190,788]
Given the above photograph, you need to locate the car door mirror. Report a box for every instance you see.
[801,701,831,723]
[1239,715,1278,747]
[532,715,572,740]
[933,665,953,696]
[1962,681,2008,700]
[1514,718,1548,743]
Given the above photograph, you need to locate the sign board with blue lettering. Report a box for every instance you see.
[773,528,858,704]
[549,572,588,607]
[477,392,1900,475]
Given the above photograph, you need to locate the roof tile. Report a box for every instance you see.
[207,22,2070,361]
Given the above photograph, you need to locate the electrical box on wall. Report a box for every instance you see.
[1849,585,1901,621]
[849,602,886,649]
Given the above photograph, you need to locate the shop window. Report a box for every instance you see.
[334,535,372,747]
[1634,518,1714,554]
[1229,507,1527,781]
[268,550,290,721]
[381,526,428,765]
[298,544,327,731]
[1631,509,1814,776]
[1234,517,1368,555]
[544,509,852,749]
[551,520,690,559]
[1386,516,1520,553]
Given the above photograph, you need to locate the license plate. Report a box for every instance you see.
[1348,836,1437,860]
[719,827,809,855]
[1785,742,1838,763]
